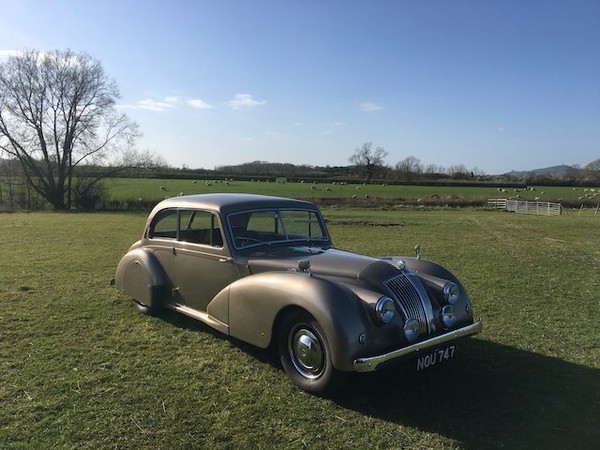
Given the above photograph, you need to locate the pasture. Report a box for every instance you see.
[1,208,598,449]
[105,177,600,206]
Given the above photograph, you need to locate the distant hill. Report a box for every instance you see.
[504,165,582,179]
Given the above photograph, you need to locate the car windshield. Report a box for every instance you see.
[228,209,329,249]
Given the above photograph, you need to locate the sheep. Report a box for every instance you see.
[192,180,197,184]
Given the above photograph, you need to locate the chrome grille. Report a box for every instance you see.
[385,273,430,335]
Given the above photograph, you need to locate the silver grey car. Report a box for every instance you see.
[114,194,482,394]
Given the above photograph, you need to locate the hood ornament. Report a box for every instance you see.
[415,243,421,260]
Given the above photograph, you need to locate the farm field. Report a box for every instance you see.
[1,208,599,449]
[105,177,600,206]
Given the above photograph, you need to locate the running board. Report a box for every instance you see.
[166,303,229,335]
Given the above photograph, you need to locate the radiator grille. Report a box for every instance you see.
[384,274,429,335]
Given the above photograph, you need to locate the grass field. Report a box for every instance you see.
[105,177,600,206]
[1,208,599,449]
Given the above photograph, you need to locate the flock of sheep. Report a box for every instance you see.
[152,180,599,204]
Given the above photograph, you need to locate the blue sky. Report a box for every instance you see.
[1,0,599,174]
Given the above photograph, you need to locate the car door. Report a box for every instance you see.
[145,208,178,294]
[173,209,240,312]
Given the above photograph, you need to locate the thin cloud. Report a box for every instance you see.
[321,120,346,135]
[187,98,213,109]
[229,94,266,110]
[135,98,177,112]
[360,101,383,112]
[119,97,178,112]
[119,96,214,112]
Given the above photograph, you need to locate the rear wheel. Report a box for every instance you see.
[278,310,345,395]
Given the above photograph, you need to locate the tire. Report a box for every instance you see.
[278,310,346,395]
[131,299,158,316]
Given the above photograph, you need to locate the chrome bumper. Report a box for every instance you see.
[353,319,483,372]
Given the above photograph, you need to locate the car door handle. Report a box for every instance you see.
[218,257,232,263]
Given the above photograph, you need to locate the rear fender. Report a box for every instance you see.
[115,248,168,308]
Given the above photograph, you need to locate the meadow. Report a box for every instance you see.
[105,177,600,206]
[1,207,598,449]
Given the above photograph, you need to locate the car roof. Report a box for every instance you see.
[149,193,320,217]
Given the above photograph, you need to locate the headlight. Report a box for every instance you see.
[441,305,456,327]
[375,297,396,325]
[443,282,459,305]
[403,318,420,343]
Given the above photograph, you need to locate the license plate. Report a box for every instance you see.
[416,345,456,371]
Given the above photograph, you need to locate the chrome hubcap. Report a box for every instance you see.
[289,326,324,379]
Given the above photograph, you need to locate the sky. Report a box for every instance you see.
[1,0,599,174]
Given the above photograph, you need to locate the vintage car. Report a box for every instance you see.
[114,193,482,394]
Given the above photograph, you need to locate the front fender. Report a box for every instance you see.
[222,272,370,371]
[401,257,461,283]
[402,257,470,298]
[114,247,168,307]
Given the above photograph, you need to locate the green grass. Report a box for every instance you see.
[1,209,599,449]
[105,177,600,205]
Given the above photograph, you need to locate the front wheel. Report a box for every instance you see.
[278,310,346,395]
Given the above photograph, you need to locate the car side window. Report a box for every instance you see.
[149,209,178,239]
[178,210,223,247]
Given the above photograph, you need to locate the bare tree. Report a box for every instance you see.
[349,142,388,182]
[395,156,423,181]
[0,49,140,209]
[584,158,600,183]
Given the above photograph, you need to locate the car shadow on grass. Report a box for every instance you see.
[336,338,600,450]
[154,310,599,449]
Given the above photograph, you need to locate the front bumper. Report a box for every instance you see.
[353,319,483,372]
